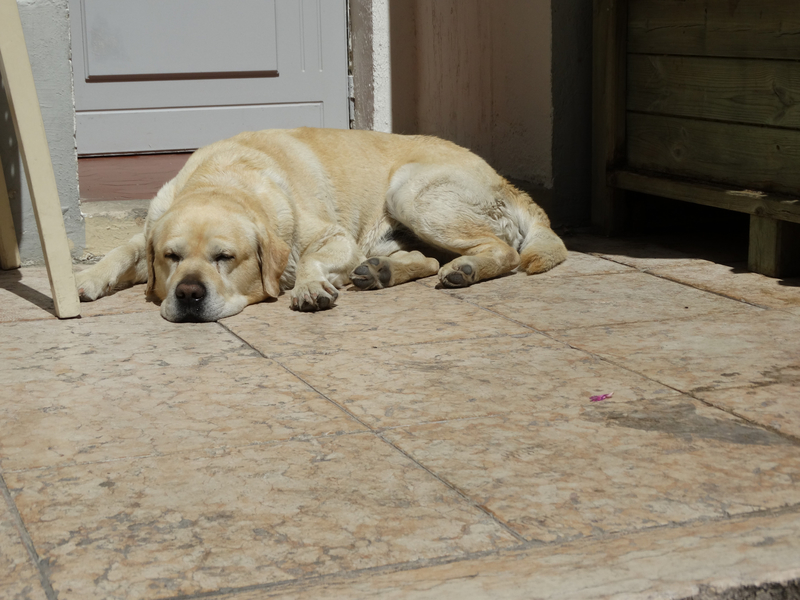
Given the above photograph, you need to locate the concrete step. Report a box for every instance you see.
[81,199,149,259]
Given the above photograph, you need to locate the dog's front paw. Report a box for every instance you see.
[290,280,339,312]
[74,269,112,301]
[439,259,478,288]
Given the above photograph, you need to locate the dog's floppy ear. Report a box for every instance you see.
[145,234,158,301]
[256,226,290,299]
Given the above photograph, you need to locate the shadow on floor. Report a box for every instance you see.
[564,193,800,288]
[0,268,57,316]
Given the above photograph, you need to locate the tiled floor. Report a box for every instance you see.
[1,234,799,600]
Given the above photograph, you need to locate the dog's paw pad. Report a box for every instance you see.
[350,257,392,290]
[440,262,477,288]
[290,281,339,312]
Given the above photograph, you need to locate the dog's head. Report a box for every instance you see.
[145,190,290,322]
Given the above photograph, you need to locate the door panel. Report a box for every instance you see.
[70,0,348,155]
[82,0,278,81]
[78,103,322,155]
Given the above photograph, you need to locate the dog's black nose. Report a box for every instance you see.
[175,280,206,305]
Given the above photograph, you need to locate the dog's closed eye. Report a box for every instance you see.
[165,252,182,262]
[214,253,235,262]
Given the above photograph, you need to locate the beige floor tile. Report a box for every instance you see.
[71,265,159,318]
[216,509,800,600]
[434,271,746,331]
[280,334,678,429]
[78,285,158,318]
[697,383,800,440]
[1,356,362,471]
[649,260,800,313]
[0,496,48,600]
[555,309,800,394]
[7,434,519,600]
[222,283,528,358]
[564,234,695,270]
[0,311,259,384]
[0,267,157,322]
[0,267,57,322]
[383,401,800,543]
[525,251,637,278]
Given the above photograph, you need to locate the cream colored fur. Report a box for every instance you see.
[75,128,567,322]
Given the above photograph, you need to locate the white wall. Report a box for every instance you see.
[354,0,554,188]
[352,0,592,227]
[414,0,554,188]
[351,0,393,133]
[0,0,83,264]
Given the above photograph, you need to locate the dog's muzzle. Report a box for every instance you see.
[173,279,207,322]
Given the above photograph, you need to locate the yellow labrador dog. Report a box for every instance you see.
[76,128,567,322]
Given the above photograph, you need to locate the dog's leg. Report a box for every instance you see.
[290,231,363,311]
[74,233,148,300]
[385,166,520,288]
[350,250,439,290]
[436,241,520,288]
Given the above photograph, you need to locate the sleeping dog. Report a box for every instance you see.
[76,128,567,322]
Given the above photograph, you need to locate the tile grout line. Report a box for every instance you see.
[684,388,800,446]
[587,253,777,311]
[375,431,530,545]
[439,294,800,446]
[159,548,520,600]
[216,322,375,432]
[218,321,531,545]
[160,502,800,600]
[0,474,58,600]
[563,348,800,447]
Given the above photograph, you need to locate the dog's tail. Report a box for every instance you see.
[504,182,568,274]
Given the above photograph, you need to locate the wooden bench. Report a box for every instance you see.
[592,0,800,277]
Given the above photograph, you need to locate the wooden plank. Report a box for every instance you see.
[592,0,628,234]
[610,169,800,224]
[749,216,800,277]
[628,0,800,60]
[626,113,800,196]
[0,162,21,270]
[628,55,800,129]
[79,153,191,201]
[0,0,80,318]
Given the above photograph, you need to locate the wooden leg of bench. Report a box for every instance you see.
[592,0,629,236]
[0,0,80,317]
[0,163,21,270]
[749,216,800,278]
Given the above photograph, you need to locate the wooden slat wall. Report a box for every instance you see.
[592,0,629,234]
[627,113,800,195]
[628,55,800,129]
[628,0,800,60]
[626,0,800,196]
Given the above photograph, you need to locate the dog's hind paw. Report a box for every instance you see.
[350,257,392,290]
[439,259,479,288]
[290,280,339,312]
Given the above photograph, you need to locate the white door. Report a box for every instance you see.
[69,0,349,155]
